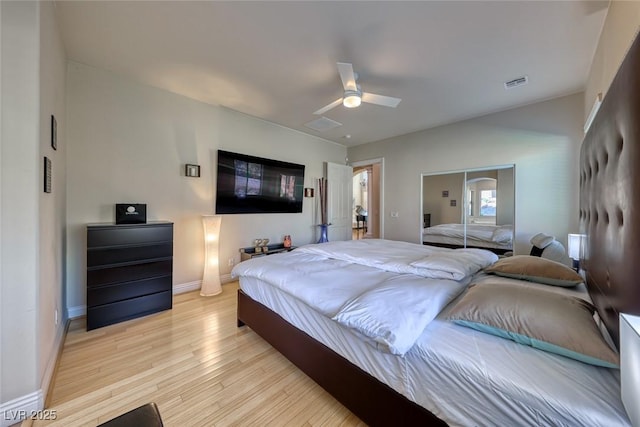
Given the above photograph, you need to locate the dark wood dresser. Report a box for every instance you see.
[86,221,173,330]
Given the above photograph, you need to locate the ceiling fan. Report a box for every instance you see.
[313,62,402,115]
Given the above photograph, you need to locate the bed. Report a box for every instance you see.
[234,240,627,426]
[422,223,513,255]
[234,32,640,426]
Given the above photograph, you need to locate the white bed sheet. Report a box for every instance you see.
[239,273,630,427]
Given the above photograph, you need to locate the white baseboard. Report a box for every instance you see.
[173,275,235,295]
[67,304,85,319]
[39,322,66,405]
[68,276,239,317]
[172,280,201,294]
[0,390,43,427]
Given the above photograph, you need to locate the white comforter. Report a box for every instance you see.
[295,239,497,280]
[232,239,497,355]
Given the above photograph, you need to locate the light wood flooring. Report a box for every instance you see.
[32,282,365,427]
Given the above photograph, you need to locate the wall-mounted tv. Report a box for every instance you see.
[215,150,305,214]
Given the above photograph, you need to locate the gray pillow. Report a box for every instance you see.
[446,283,619,368]
[484,255,582,287]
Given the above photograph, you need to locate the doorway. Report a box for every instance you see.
[351,158,383,239]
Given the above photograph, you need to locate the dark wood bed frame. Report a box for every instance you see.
[237,33,640,425]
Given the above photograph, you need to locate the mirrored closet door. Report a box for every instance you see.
[421,165,514,255]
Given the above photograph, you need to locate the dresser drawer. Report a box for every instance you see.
[87,291,172,330]
[87,275,172,307]
[87,224,173,248]
[87,242,172,267]
[87,260,172,287]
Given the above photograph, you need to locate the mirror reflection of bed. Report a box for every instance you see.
[421,166,514,255]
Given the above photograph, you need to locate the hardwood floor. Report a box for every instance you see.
[33,282,365,426]
[351,228,367,240]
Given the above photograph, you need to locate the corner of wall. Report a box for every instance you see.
[0,390,44,427]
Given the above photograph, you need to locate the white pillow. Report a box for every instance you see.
[492,226,513,243]
[540,241,572,266]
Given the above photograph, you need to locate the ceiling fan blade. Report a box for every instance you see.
[336,62,357,92]
[362,92,402,108]
[313,98,343,115]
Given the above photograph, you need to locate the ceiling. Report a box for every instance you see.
[54,1,608,147]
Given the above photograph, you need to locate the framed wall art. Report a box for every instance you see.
[44,157,52,193]
[185,164,201,177]
[51,115,57,150]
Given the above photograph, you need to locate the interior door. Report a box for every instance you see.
[327,162,353,241]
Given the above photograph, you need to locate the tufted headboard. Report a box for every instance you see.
[579,32,640,348]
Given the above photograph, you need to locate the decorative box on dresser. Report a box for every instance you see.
[86,221,173,330]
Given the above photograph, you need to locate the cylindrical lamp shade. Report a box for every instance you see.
[567,233,582,260]
[201,215,222,296]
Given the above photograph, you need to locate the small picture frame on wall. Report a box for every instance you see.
[442,190,449,198]
[450,199,457,207]
[44,157,52,193]
[185,164,201,177]
[51,115,57,150]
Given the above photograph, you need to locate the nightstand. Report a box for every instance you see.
[239,243,296,261]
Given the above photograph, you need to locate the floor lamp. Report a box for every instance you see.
[201,215,222,296]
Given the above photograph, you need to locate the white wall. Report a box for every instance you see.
[349,93,584,255]
[1,0,41,417]
[65,62,346,312]
[1,2,67,421]
[0,0,40,403]
[496,167,515,225]
[38,0,67,402]
[584,1,640,122]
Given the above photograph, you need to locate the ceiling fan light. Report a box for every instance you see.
[343,93,361,108]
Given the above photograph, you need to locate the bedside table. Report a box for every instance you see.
[239,243,297,261]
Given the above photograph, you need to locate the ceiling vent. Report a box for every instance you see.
[304,116,342,132]
[504,76,528,90]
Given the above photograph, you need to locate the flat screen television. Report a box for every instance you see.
[215,150,305,214]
